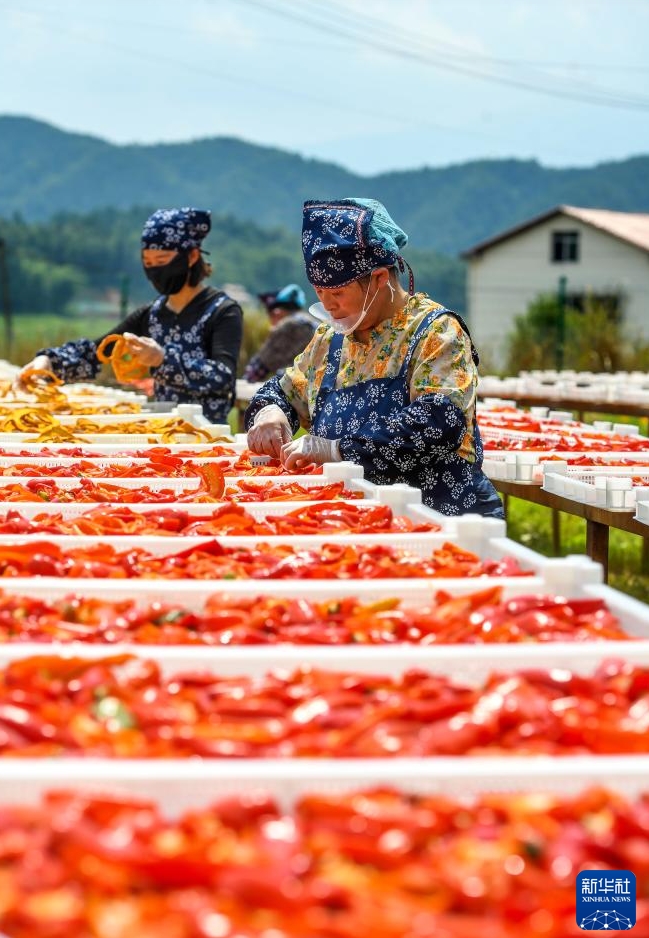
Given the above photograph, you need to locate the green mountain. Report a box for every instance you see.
[2,116,648,254]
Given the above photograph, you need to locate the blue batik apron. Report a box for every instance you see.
[148,293,234,423]
[311,308,503,517]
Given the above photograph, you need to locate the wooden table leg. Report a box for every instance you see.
[551,509,561,555]
[585,520,610,582]
[641,537,649,575]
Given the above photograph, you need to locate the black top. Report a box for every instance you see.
[40,286,243,423]
[96,287,241,374]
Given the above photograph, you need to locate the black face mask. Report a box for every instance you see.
[143,253,189,295]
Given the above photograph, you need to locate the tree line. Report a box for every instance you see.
[0,207,466,317]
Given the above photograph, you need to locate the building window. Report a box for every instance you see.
[551,231,580,262]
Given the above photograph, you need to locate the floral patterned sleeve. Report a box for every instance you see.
[38,307,152,385]
[37,339,101,383]
[338,316,477,471]
[409,315,476,410]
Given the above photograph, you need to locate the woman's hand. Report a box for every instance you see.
[247,405,292,458]
[13,355,54,393]
[281,434,341,470]
[121,333,164,368]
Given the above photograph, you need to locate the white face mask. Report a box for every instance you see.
[309,277,384,336]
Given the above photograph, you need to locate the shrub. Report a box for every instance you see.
[504,292,649,374]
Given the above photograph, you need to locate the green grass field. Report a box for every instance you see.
[505,497,649,603]
[1,313,118,366]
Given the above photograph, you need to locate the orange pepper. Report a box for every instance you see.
[96,334,151,383]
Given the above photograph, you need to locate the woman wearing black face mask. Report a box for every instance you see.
[15,207,243,424]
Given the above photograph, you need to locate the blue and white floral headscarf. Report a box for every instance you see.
[141,207,211,251]
[302,197,409,288]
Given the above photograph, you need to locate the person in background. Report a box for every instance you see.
[245,197,503,518]
[242,283,317,382]
[15,207,243,424]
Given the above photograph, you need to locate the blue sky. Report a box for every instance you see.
[1,0,648,175]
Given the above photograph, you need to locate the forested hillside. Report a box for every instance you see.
[2,116,648,254]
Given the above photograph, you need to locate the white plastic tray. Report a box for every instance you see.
[484,451,649,483]
[0,512,518,558]
[543,464,649,510]
[0,405,232,443]
[0,551,607,605]
[0,453,269,470]
[0,579,646,660]
[0,456,264,470]
[635,500,649,526]
[478,402,581,423]
[4,523,597,597]
[9,630,649,670]
[2,403,208,425]
[0,571,543,605]
[0,441,244,457]
[0,488,458,535]
[235,378,263,399]
[479,371,649,407]
[0,432,232,444]
[1,757,648,813]
[0,493,386,516]
[480,422,646,444]
[478,415,581,432]
[0,399,144,412]
[39,380,147,400]
[0,462,368,498]
[0,646,646,703]
[0,383,147,403]
[0,522,505,560]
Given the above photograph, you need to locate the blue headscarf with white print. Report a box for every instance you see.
[141,207,211,251]
[302,198,408,288]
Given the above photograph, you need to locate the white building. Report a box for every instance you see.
[462,206,649,367]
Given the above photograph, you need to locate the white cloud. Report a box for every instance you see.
[188,3,259,49]
[1,9,51,64]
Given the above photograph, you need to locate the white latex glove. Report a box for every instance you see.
[281,434,341,470]
[13,354,54,393]
[122,332,164,368]
[247,404,292,458]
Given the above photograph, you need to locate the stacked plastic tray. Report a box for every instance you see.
[478,404,649,509]
[479,404,649,490]
[479,369,649,406]
[542,461,649,510]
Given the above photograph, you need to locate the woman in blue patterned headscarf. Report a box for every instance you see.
[246,197,503,518]
[16,207,243,424]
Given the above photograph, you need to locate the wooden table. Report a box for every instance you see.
[492,478,649,582]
